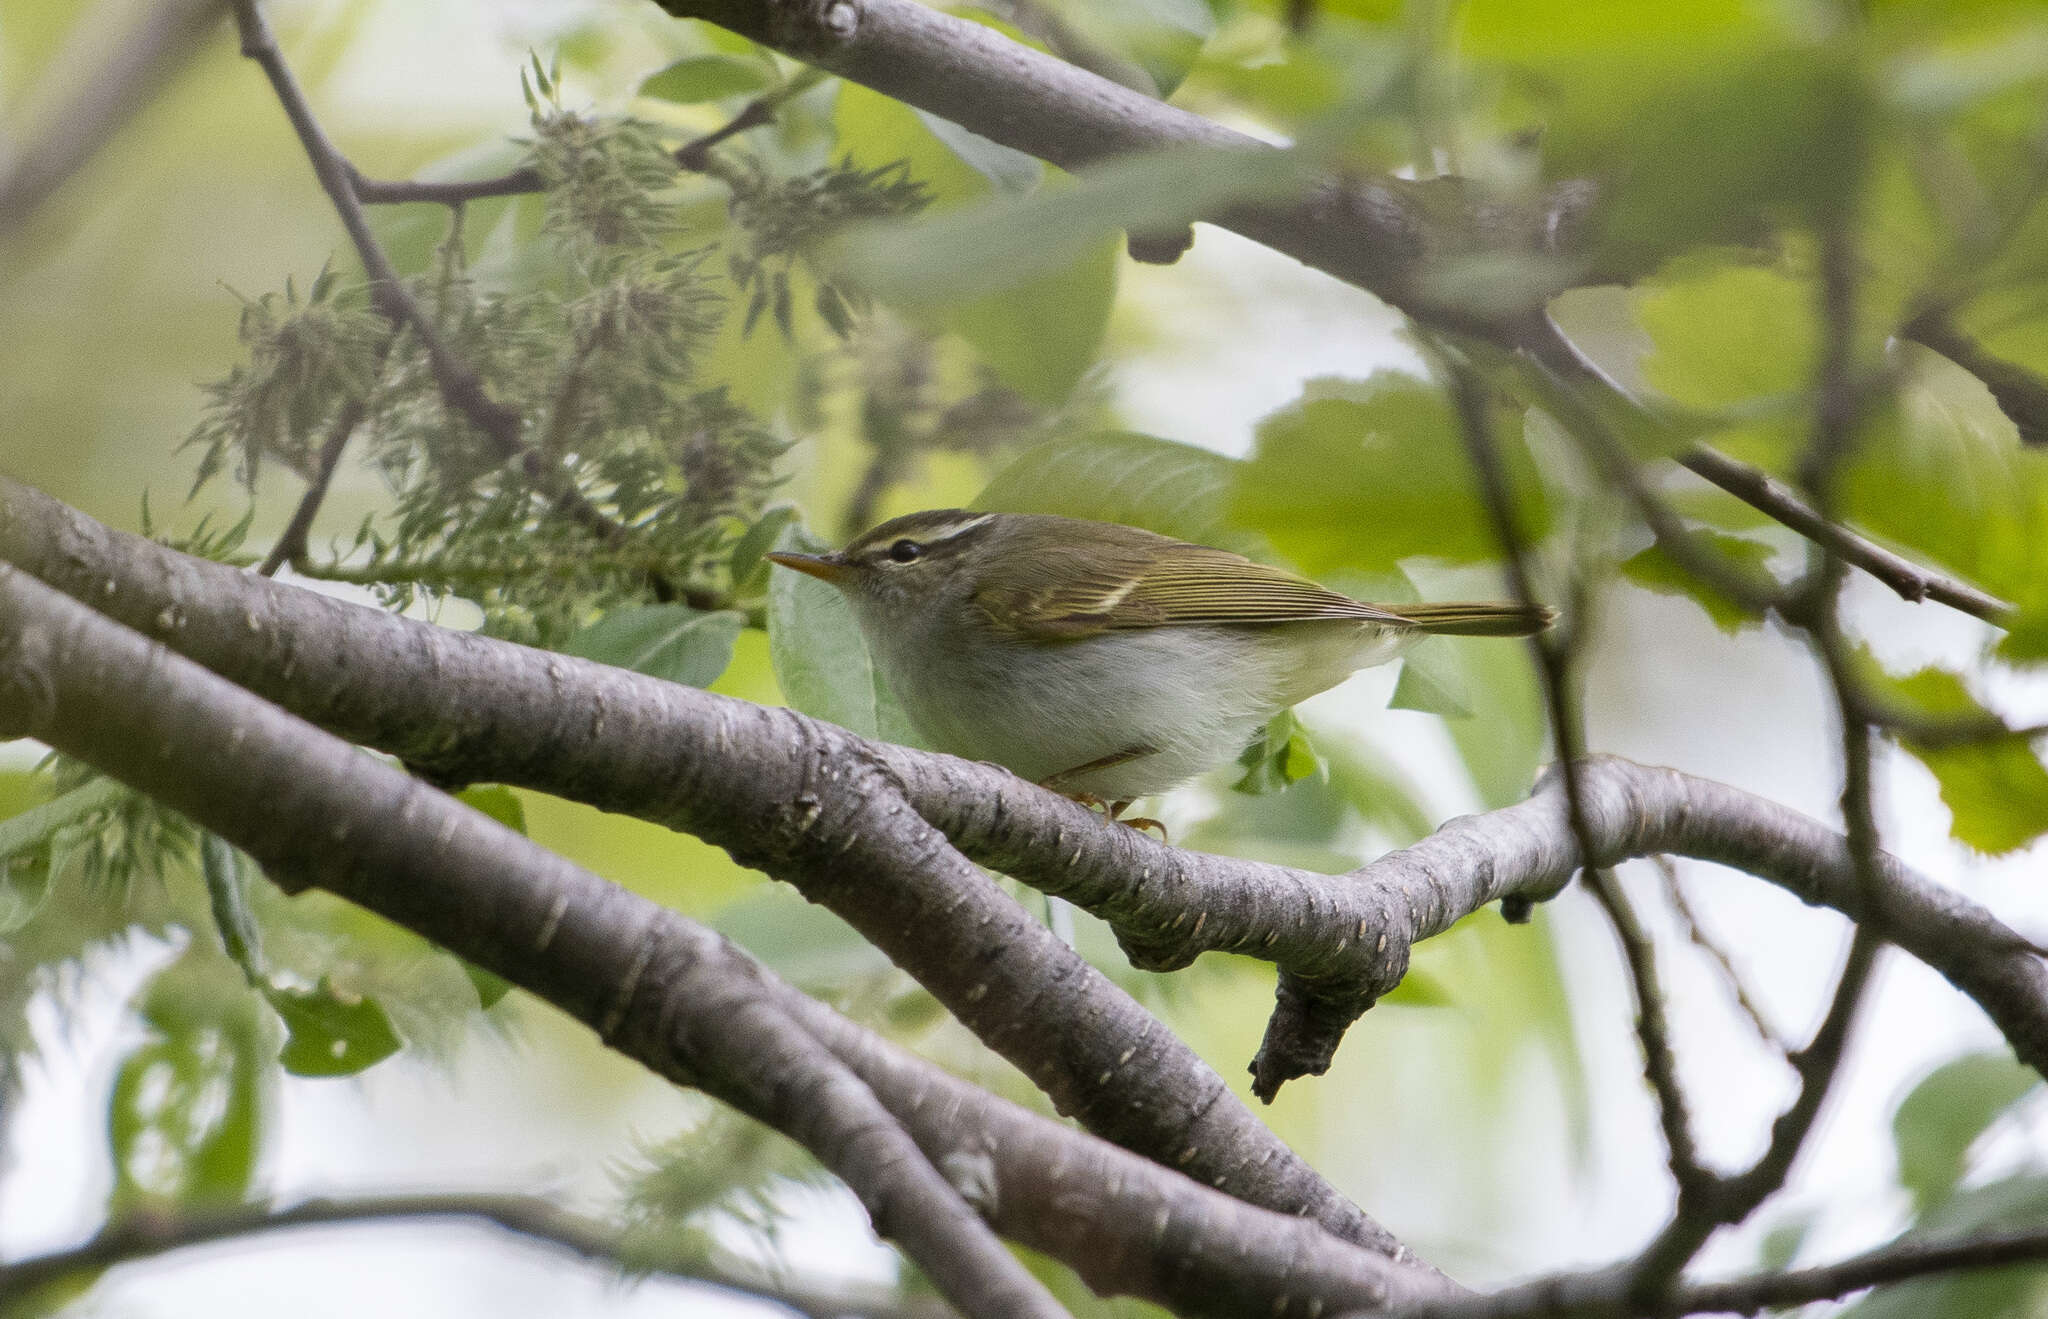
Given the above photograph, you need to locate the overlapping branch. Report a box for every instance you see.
[651,0,2017,625]
[0,474,1400,1257]
[7,477,2044,1105]
[0,562,1459,1319]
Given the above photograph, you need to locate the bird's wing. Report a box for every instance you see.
[974,530,1411,641]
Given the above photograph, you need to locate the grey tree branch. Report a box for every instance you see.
[0,474,1402,1258]
[0,0,229,229]
[7,476,2045,1108]
[0,562,1468,1318]
[0,1193,949,1319]
[651,0,2013,626]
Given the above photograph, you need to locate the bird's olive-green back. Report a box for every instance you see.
[959,517,1414,641]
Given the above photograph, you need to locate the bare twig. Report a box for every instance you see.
[0,1193,946,1319]
[1406,1225,2048,1318]
[1518,317,2013,623]
[1653,858,1786,1055]
[349,77,804,206]
[1906,310,2048,447]
[1441,349,1711,1201]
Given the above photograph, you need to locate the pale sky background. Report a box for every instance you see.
[5,2,2047,1316]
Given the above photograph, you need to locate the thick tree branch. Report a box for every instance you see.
[0,563,1461,1318]
[0,573,1069,1319]
[7,479,2045,1107]
[654,0,1590,337]
[0,1193,947,1319]
[0,475,1401,1257]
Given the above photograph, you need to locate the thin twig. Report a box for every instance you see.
[1653,858,1787,1055]
[1519,317,2013,623]
[1441,347,1710,1201]
[1408,1224,2048,1318]
[350,77,809,205]
[0,1194,945,1319]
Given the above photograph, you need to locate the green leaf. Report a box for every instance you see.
[975,430,1264,554]
[1842,347,2048,663]
[1231,373,1549,575]
[0,778,126,934]
[832,142,1311,306]
[1860,656,2048,854]
[765,524,922,745]
[561,605,745,689]
[638,53,774,103]
[1233,710,1328,795]
[1636,260,1814,470]
[944,233,1118,405]
[1841,1175,2048,1318]
[1894,1053,2040,1212]
[462,962,513,1011]
[1378,967,1454,1007]
[1390,636,1475,719]
[715,886,894,992]
[109,951,267,1213]
[1021,0,1216,97]
[457,784,528,835]
[1620,531,1777,633]
[730,504,799,592]
[266,977,403,1077]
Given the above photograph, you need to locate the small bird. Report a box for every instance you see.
[768,510,1552,809]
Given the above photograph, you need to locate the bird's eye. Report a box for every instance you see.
[887,539,924,564]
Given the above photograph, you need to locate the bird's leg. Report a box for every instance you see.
[1039,744,1158,794]
[1037,747,1170,842]
[1109,800,1169,841]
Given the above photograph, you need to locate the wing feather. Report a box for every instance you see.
[972,524,1410,640]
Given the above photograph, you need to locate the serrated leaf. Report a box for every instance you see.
[639,54,774,104]
[266,978,402,1077]
[561,605,745,689]
[1894,1053,2040,1212]
[1231,373,1549,575]
[765,524,921,745]
[1863,655,2048,854]
[975,430,1263,554]
[1842,348,2048,663]
[1390,637,1475,719]
[1620,531,1776,633]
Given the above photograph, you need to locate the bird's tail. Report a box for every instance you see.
[1392,601,1557,637]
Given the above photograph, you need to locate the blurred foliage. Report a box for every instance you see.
[5,0,2048,1312]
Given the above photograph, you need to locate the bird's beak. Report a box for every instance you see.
[765,550,854,584]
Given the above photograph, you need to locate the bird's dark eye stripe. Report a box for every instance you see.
[887,539,924,563]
